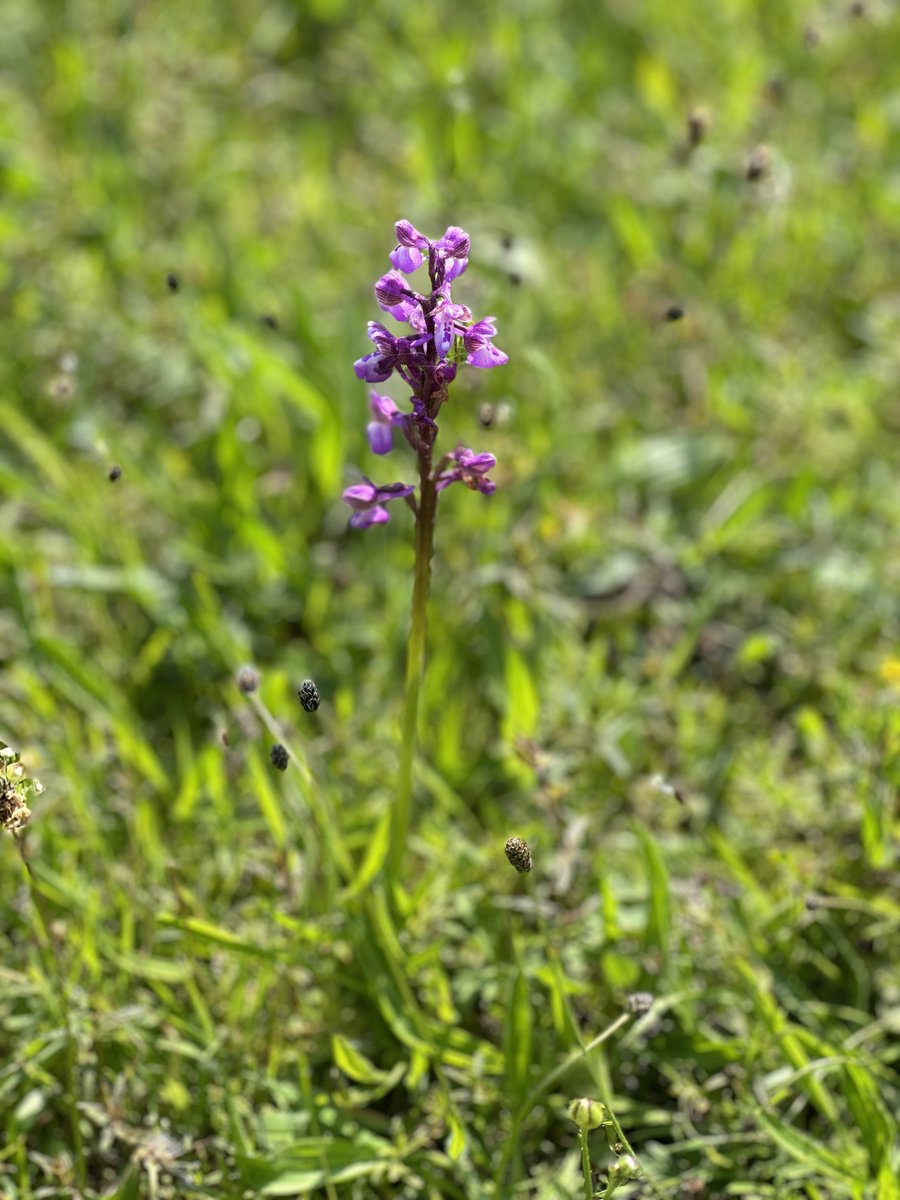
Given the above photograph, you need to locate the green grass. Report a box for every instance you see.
[2,0,900,1196]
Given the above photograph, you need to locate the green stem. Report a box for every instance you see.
[17,846,86,1191]
[388,447,436,891]
[498,1011,632,1187]
[580,1129,594,1200]
[246,690,353,883]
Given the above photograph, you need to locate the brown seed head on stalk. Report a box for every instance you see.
[0,781,31,833]
[687,106,711,148]
[745,144,772,182]
[504,836,532,873]
[626,991,654,1016]
[1,748,39,835]
[236,665,260,694]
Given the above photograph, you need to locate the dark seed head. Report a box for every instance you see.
[236,666,260,694]
[108,464,122,482]
[504,836,532,873]
[745,145,771,181]
[626,991,654,1016]
[270,743,289,771]
[664,304,684,322]
[298,679,320,712]
[166,271,181,293]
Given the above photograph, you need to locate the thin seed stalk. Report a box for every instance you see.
[389,446,436,889]
[580,1129,594,1200]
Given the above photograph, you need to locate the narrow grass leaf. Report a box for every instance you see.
[757,1111,860,1184]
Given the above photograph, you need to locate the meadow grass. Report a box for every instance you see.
[1,1,899,1196]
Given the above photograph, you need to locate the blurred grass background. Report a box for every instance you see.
[1,0,899,1196]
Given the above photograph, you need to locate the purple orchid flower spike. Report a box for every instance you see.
[345,219,507,530]
[342,479,414,529]
[344,222,510,892]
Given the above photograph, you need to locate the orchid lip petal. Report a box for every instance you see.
[354,354,393,382]
[467,344,508,368]
[443,256,468,282]
[367,422,394,455]
[390,245,423,273]
[349,505,390,528]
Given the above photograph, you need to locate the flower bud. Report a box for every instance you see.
[609,1153,641,1183]
[375,270,411,311]
[568,1098,606,1131]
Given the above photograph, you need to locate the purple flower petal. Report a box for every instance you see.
[367,421,394,455]
[467,343,508,368]
[369,391,400,421]
[395,220,429,249]
[435,446,498,494]
[373,481,414,500]
[434,471,459,493]
[349,505,390,529]
[390,244,423,273]
[366,392,407,455]
[391,221,429,274]
[433,360,457,385]
[354,354,393,382]
[443,256,468,282]
[465,317,498,342]
[456,448,497,471]
[375,270,411,311]
[343,478,413,529]
[343,482,377,505]
[434,316,454,358]
[367,321,396,349]
[436,226,471,259]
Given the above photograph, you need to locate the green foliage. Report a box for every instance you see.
[2,0,899,1196]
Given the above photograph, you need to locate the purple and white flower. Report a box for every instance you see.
[342,479,414,529]
[435,446,497,495]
